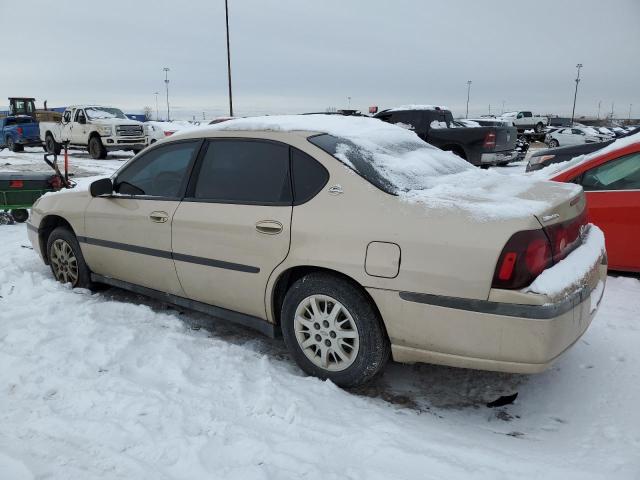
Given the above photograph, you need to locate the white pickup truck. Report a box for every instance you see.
[499,111,548,133]
[40,105,146,159]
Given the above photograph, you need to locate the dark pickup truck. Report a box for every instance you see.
[374,107,518,167]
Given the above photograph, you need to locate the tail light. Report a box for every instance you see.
[17,127,23,136]
[164,131,175,137]
[492,210,587,289]
[483,131,496,149]
[492,229,552,289]
[9,180,24,188]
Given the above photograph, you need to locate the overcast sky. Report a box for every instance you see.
[2,0,639,120]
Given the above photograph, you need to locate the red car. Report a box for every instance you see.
[550,137,640,272]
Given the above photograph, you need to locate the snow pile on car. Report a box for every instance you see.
[525,224,606,297]
[386,104,449,112]
[203,114,580,220]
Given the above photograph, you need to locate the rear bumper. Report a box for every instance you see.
[480,149,519,165]
[367,255,607,374]
[16,138,42,146]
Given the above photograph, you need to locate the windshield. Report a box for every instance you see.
[308,133,471,194]
[85,107,127,120]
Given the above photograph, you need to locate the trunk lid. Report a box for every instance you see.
[492,125,518,152]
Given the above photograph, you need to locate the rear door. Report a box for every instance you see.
[580,151,640,271]
[61,109,74,142]
[83,140,201,294]
[72,109,88,145]
[171,138,293,319]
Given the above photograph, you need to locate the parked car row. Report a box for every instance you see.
[26,114,608,387]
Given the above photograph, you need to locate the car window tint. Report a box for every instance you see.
[116,141,199,197]
[291,147,329,204]
[581,152,640,191]
[193,140,292,204]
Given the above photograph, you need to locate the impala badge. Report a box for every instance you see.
[541,213,560,223]
[328,185,344,195]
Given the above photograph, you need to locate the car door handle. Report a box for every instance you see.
[149,211,169,223]
[255,220,283,235]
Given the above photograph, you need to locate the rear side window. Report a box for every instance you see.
[581,152,640,191]
[115,141,200,197]
[291,148,329,205]
[193,139,292,205]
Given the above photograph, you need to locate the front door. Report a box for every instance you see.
[172,138,293,319]
[581,151,640,271]
[82,139,202,295]
[72,109,87,145]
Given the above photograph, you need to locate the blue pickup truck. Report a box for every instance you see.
[0,115,41,152]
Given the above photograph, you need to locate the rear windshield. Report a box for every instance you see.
[308,133,470,194]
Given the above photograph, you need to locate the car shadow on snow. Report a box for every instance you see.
[98,285,527,413]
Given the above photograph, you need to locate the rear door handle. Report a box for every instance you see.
[255,220,283,235]
[149,211,169,223]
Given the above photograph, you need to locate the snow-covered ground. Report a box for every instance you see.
[1,147,639,479]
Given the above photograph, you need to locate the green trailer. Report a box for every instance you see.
[0,172,61,224]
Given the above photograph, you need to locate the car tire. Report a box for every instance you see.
[10,209,28,223]
[281,272,390,387]
[548,139,559,148]
[534,122,544,133]
[46,227,93,289]
[45,134,62,155]
[89,136,107,159]
[7,136,19,153]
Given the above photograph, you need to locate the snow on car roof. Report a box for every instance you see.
[384,104,450,112]
[181,114,579,220]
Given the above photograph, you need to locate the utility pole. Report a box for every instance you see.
[610,102,615,126]
[225,0,234,117]
[488,104,491,116]
[629,104,633,122]
[570,63,583,125]
[154,92,159,121]
[465,80,472,118]
[347,96,351,109]
[163,67,170,121]
[501,100,505,114]
[597,100,601,120]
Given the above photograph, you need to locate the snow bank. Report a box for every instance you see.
[525,225,605,297]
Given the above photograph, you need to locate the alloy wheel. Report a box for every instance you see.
[293,294,360,372]
[49,239,79,285]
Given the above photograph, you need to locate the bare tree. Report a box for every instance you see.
[142,106,154,121]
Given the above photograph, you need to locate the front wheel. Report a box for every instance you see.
[548,139,559,148]
[281,273,390,387]
[46,227,93,288]
[88,136,107,159]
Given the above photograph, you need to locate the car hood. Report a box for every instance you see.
[90,118,143,126]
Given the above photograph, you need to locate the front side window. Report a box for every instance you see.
[63,110,71,123]
[192,139,292,205]
[75,109,86,122]
[581,152,640,191]
[115,141,200,197]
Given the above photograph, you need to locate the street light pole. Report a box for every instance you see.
[629,104,633,122]
[465,80,472,118]
[225,0,234,117]
[154,92,159,121]
[163,67,170,121]
[570,63,583,125]
[597,100,601,120]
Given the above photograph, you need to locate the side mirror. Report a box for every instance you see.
[90,178,113,197]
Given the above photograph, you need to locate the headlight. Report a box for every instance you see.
[531,154,555,165]
[97,125,112,136]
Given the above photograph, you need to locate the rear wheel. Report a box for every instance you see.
[46,227,93,288]
[548,139,559,148]
[535,122,544,133]
[45,134,62,155]
[89,136,107,159]
[10,209,28,223]
[7,136,21,153]
[281,273,390,387]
